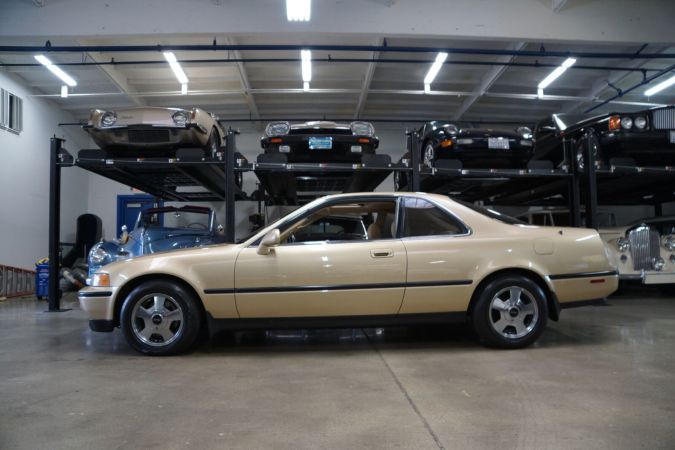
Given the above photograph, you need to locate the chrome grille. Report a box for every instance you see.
[652,108,675,130]
[628,226,661,270]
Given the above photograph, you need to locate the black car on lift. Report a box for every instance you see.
[531,105,675,170]
[260,120,379,163]
[394,121,534,190]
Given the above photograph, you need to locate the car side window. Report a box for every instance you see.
[401,198,467,238]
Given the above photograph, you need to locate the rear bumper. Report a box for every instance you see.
[548,271,619,304]
[262,135,378,163]
[435,146,533,168]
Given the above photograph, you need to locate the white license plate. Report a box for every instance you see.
[488,137,510,149]
[309,137,333,149]
[670,130,675,144]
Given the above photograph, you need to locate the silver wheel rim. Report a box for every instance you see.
[131,293,184,347]
[488,286,539,340]
[423,145,434,167]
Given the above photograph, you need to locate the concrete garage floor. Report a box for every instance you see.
[1,289,674,450]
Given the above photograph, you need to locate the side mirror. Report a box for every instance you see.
[257,229,280,255]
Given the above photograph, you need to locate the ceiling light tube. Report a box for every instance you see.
[301,50,312,82]
[538,57,576,92]
[34,54,77,87]
[163,52,189,85]
[287,0,311,21]
[423,52,448,86]
[644,74,675,96]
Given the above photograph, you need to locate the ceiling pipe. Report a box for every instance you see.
[585,62,675,113]
[0,57,661,73]
[1,43,673,60]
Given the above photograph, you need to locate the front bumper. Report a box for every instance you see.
[620,272,675,285]
[78,287,117,326]
[600,130,675,165]
[261,135,379,163]
[84,124,209,151]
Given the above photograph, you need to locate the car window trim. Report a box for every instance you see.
[398,195,472,239]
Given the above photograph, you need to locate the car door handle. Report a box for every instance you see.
[371,249,393,258]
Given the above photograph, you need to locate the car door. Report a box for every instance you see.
[234,198,407,318]
[397,197,477,314]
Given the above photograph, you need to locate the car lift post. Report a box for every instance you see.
[47,137,69,312]
[582,133,599,229]
[410,130,421,192]
[566,139,582,227]
[224,129,237,243]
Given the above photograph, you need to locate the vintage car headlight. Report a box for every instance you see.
[653,257,665,271]
[634,116,647,129]
[620,117,633,130]
[665,236,675,251]
[443,124,459,134]
[617,237,630,253]
[100,111,117,127]
[517,126,533,139]
[89,243,111,265]
[172,110,190,126]
[350,121,375,137]
[265,121,290,137]
[90,272,111,287]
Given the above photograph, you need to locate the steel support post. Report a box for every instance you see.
[410,130,421,192]
[583,134,598,229]
[565,139,581,227]
[224,130,237,243]
[47,137,69,312]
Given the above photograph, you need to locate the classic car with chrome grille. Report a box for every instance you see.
[79,192,617,355]
[600,216,675,285]
[88,205,225,279]
[84,107,226,158]
[260,120,379,163]
[531,106,675,169]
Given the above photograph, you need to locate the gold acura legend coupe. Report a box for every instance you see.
[79,192,618,355]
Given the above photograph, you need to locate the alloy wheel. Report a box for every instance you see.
[488,286,539,340]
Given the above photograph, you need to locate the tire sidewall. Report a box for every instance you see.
[120,280,202,356]
[472,275,548,349]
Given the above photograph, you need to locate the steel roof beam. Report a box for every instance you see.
[354,38,383,120]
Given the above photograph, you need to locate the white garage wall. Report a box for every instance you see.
[0,70,91,270]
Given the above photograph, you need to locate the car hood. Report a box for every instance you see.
[290,121,351,131]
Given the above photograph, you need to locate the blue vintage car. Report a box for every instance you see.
[87,205,225,278]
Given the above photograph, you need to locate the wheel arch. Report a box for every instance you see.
[112,273,209,330]
[467,268,560,321]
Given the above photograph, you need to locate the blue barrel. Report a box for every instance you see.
[35,263,49,300]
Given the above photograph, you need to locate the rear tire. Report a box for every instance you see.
[120,280,202,356]
[423,142,436,168]
[575,134,603,171]
[472,275,548,349]
[205,128,221,158]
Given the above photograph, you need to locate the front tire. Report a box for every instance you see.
[472,275,548,349]
[120,280,202,355]
[423,142,436,168]
[575,134,603,171]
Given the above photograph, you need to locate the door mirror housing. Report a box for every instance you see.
[257,229,281,255]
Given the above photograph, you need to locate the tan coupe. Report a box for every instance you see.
[79,192,618,355]
[84,107,225,158]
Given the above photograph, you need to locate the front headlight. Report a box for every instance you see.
[665,236,675,251]
[100,111,117,127]
[265,121,290,137]
[90,273,111,287]
[89,244,111,265]
[634,116,647,129]
[617,237,630,253]
[653,257,665,271]
[517,126,532,139]
[350,121,375,137]
[172,110,190,126]
[620,117,633,130]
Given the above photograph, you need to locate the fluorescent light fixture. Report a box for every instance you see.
[34,54,77,87]
[181,83,188,95]
[287,0,311,21]
[303,82,310,92]
[301,50,312,82]
[644,74,675,96]
[423,52,448,86]
[60,85,68,98]
[537,57,576,94]
[424,83,431,94]
[163,52,189,85]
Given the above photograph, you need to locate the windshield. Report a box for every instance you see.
[141,210,211,230]
[454,199,525,225]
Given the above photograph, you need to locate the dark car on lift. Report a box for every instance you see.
[260,120,379,163]
[394,121,534,189]
[530,105,675,170]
